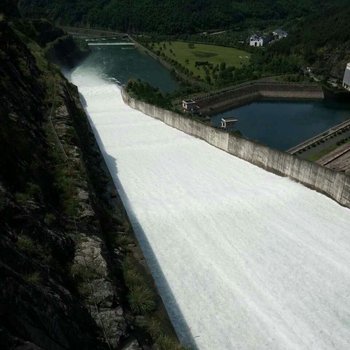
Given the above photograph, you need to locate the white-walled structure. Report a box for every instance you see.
[182,99,199,113]
[273,29,288,40]
[249,34,264,47]
[342,63,350,91]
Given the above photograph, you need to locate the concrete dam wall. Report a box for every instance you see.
[122,89,350,208]
[195,82,324,115]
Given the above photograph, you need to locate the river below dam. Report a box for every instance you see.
[71,45,350,350]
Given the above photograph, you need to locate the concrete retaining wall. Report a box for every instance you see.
[122,89,350,208]
[196,82,324,115]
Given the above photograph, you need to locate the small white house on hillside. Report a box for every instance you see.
[272,29,288,40]
[343,63,350,91]
[249,34,264,47]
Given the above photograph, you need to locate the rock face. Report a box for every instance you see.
[0,18,128,350]
[0,13,182,350]
[72,234,128,348]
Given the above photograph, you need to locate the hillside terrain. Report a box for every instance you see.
[19,0,350,82]
[19,0,321,34]
[0,3,182,349]
[0,17,115,348]
[261,1,350,79]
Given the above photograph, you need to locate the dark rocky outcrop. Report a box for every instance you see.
[0,19,111,349]
[0,12,182,350]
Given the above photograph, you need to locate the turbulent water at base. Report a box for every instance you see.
[211,100,350,150]
[71,63,350,350]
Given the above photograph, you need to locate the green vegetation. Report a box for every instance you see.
[305,144,339,162]
[19,0,350,83]
[123,255,156,314]
[19,0,318,34]
[135,315,184,350]
[305,137,350,162]
[151,41,250,82]
[140,36,306,87]
[14,182,42,204]
[126,79,173,109]
[17,235,36,255]
[17,233,53,266]
[266,2,350,78]
[71,261,103,298]
[106,224,183,347]
[24,272,43,285]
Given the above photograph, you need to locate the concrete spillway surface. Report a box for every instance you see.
[71,71,350,350]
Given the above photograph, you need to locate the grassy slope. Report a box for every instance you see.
[154,41,250,80]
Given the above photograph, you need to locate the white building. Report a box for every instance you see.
[342,63,350,91]
[272,29,288,40]
[221,118,238,129]
[249,34,264,47]
[182,99,199,113]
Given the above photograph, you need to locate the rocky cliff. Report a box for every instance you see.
[0,13,181,350]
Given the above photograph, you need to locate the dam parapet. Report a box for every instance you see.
[122,88,350,208]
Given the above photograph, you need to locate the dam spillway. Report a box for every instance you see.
[71,70,350,350]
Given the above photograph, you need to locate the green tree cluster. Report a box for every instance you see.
[19,0,320,34]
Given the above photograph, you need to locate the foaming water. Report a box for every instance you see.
[71,68,350,350]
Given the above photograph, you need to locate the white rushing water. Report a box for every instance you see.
[71,69,350,350]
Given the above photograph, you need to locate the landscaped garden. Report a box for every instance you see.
[150,41,251,84]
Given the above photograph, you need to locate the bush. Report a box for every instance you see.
[126,79,172,110]
[24,271,42,285]
[123,255,156,314]
[128,285,156,314]
[17,235,36,254]
[17,234,53,265]
[44,213,56,225]
[15,182,42,204]
[155,334,183,350]
[71,262,100,283]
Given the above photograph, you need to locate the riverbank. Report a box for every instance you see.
[122,88,350,209]
[129,35,208,89]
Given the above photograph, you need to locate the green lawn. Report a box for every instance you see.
[304,144,339,162]
[152,41,250,81]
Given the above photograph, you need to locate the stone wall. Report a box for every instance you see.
[122,89,350,208]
